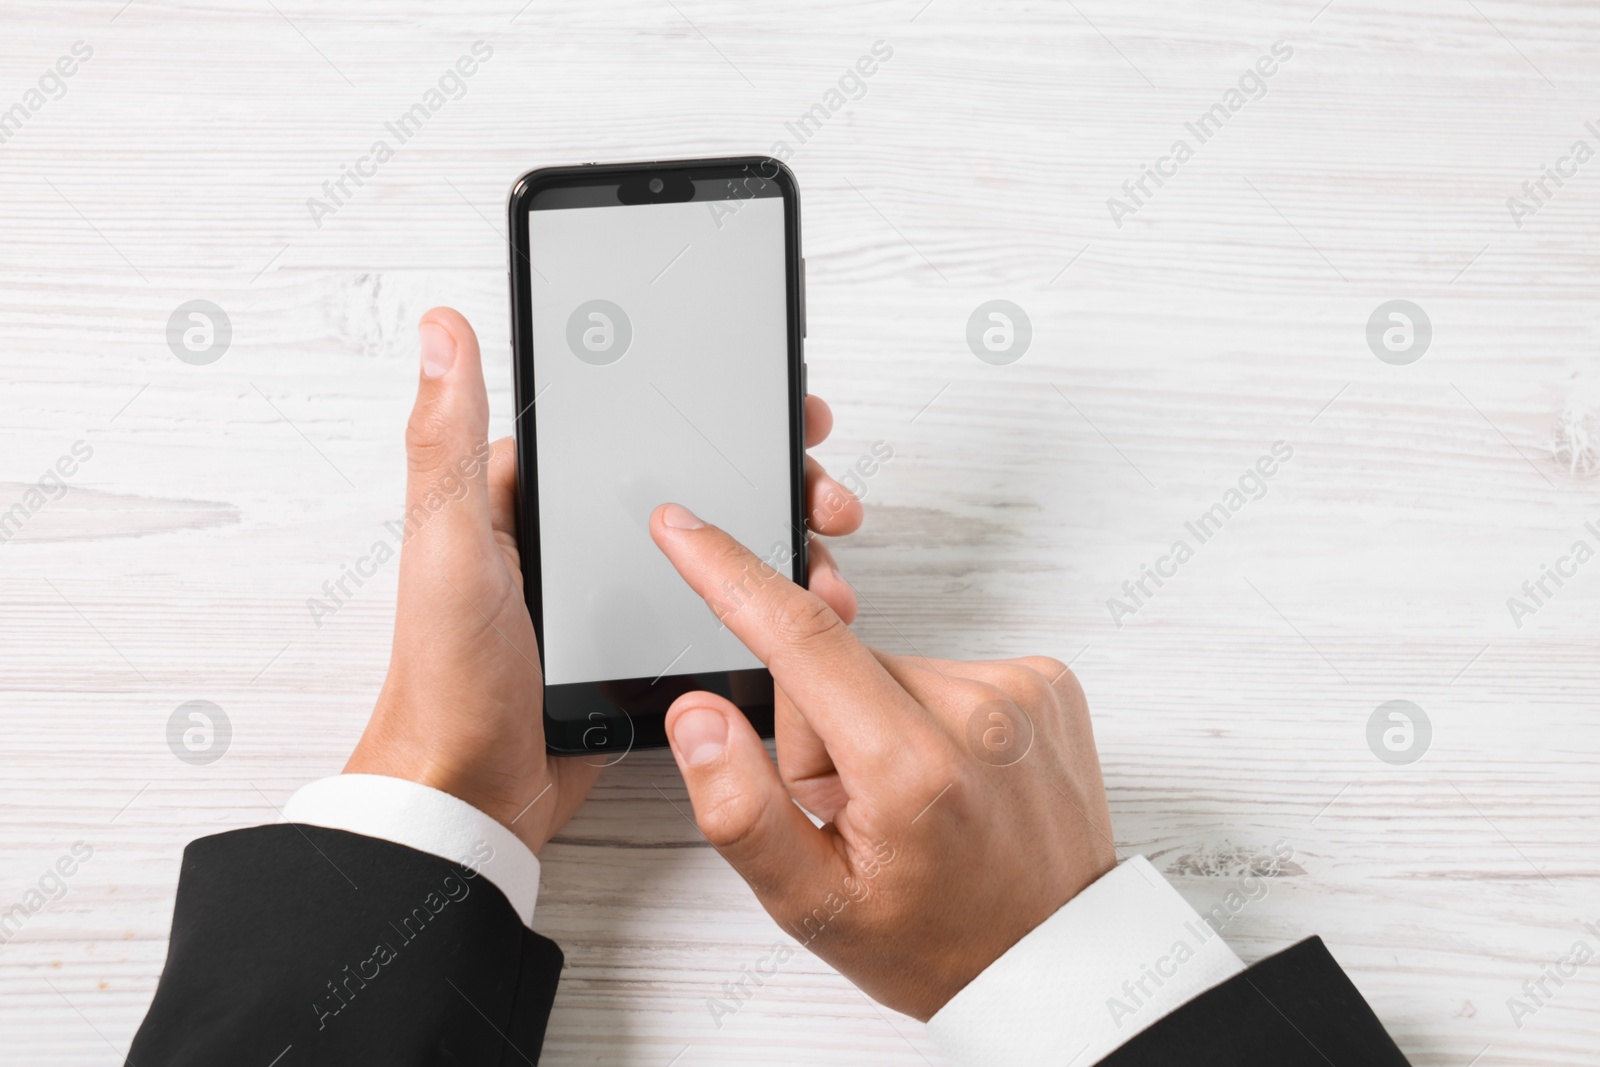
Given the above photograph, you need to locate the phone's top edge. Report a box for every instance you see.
[508,156,796,205]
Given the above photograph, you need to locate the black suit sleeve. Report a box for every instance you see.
[128,824,563,1067]
[1100,937,1410,1066]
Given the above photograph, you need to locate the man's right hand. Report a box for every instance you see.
[649,503,1119,1021]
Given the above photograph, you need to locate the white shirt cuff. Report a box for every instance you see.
[282,774,541,927]
[927,855,1244,1067]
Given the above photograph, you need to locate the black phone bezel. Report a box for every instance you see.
[506,156,807,756]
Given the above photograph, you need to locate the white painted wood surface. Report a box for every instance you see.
[2,1,1598,1063]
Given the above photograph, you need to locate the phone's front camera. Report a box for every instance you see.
[617,173,691,205]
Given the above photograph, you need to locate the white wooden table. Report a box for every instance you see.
[2,2,1597,1063]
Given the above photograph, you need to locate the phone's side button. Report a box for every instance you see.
[801,362,808,397]
[800,256,807,338]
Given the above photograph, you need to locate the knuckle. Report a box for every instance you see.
[1017,655,1070,682]
[711,536,757,576]
[696,786,770,855]
[705,539,778,618]
[956,677,1042,768]
[405,404,456,473]
[769,593,845,648]
[1010,657,1085,714]
[1049,664,1088,711]
[989,663,1057,712]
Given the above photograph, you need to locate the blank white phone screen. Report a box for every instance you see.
[528,195,792,686]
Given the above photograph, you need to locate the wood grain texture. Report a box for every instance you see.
[2,1,1598,1063]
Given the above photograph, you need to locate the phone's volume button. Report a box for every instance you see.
[801,362,808,396]
[800,256,807,338]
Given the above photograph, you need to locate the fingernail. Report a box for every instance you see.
[420,322,456,379]
[673,707,727,766]
[661,503,705,530]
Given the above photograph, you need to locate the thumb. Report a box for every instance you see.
[401,308,493,556]
[665,693,842,908]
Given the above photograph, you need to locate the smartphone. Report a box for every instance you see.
[507,157,807,755]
